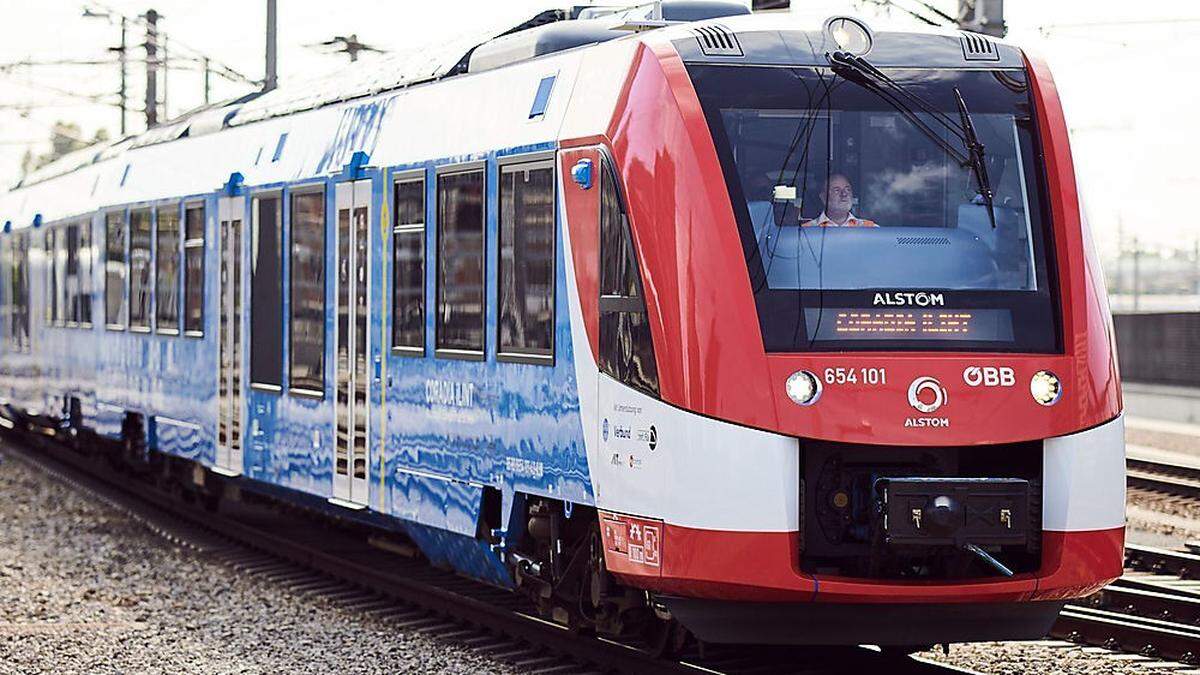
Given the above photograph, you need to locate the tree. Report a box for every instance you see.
[20,121,111,178]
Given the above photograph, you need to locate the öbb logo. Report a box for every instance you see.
[962,366,1015,387]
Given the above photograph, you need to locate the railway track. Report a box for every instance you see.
[1046,450,1200,664]
[0,431,977,675]
[1051,545,1200,664]
[1126,450,1200,502]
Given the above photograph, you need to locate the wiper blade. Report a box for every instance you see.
[954,86,997,229]
[826,51,997,228]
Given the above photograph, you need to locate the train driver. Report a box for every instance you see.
[802,173,878,228]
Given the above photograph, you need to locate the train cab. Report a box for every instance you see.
[566,12,1125,646]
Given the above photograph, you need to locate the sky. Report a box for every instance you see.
[1,0,1197,258]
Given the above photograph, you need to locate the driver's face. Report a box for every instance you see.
[825,176,853,211]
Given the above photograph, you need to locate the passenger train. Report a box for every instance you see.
[0,1,1125,650]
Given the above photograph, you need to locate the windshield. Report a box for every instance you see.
[689,65,1059,352]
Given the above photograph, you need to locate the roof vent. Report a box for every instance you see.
[694,25,742,57]
[960,32,999,61]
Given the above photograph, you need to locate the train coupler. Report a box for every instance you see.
[875,476,1031,549]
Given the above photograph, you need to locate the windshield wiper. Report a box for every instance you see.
[826,51,997,228]
[954,86,997,229]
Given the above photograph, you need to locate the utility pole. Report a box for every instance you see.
[83,8,128,135]
[958,0,1006,38]
[116,17,127,135]
[144,9,159,128]
[1132,235,1141,313]
[265,0,278,91]
[203,57,211,105]
[162,34,169,121]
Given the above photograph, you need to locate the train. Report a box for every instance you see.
[0,1,1125,651]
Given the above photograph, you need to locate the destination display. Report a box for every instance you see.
[804,308,1015,342]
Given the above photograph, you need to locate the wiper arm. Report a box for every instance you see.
[954,86,997,229]
[827,51,998,228]
[828,51,966,143]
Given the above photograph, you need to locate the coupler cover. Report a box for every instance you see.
[876,477,1030,547]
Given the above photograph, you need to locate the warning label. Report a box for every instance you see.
[599,512,662,571]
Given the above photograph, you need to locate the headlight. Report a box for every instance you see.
[825,17,873,55]
[786,370,822,406]
[1030,370,1062,406]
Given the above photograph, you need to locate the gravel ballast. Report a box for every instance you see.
[921,640,1200,675]
[3,446,1199,675]
[0,451,514,675]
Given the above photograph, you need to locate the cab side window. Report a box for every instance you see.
[598,158,658,396]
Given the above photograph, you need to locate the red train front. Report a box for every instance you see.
[559,11,1124,647]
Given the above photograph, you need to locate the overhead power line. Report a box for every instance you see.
[82,2,259,85]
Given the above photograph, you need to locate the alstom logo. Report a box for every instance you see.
[873,292,945,307]
[905,376,950,428]
[907,376,947,414]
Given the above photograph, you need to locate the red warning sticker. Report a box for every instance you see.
[599,511,662,575]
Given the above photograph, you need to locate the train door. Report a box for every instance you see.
[333,180,372,504]
[216,196,245,474]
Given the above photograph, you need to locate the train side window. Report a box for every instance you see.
[183,203,204,335]
[289,189,325,395]
[497,159,555,362]
[65,223,80,326]
[45,228,56,326]
[78,220,92,327]
[155,204,181,333]
[598,158,659,397]
[392,176,425,353]
[435,167,485,357]
[250,193,283,389]
[105,210,127,329]
[11,233,30,350]
[128,208,153,331]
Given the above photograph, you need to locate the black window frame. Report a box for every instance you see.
[10,232,30,351]
[687,63,1062,354]
[434,162,487,360]
[391,171,426,356]
[104,209,128,330]
[64,222,80,327]
[249,191,284,391]
[155,202,182,335]
[496,154,556,365]
[128,207,153,332]
[287,185,327,398]
[182,201,205,337]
